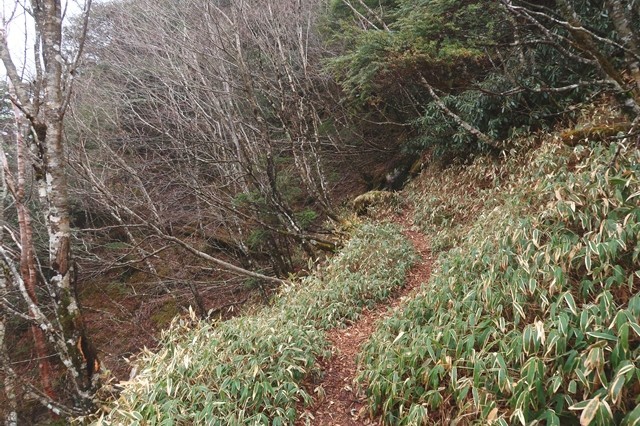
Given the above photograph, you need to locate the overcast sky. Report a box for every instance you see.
[1,0,89,80]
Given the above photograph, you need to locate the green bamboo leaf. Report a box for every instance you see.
[580,311,590,331]
[615,361,635,377]
[513,408,526,426]
[618,323,630,351]
[629,321,640,338]
[622,404,640,426]
[457,383,470,403]
[472,386,480,408]
[585,253,592,272]
[513,300,526,320]
[550,375,562,393]
[579,396,599,426]
[558,313,569,336]
[498,368,507,392]
[570,400,591,410]
[545,409,561,426]
[564,293,578,315]
[526,359,537,384]
[609,375,625,405]
[599,399,614,423]
[523,326,532,354]
[586,331,617,342]
[575,368,589,389]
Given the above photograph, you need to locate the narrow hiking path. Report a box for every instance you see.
[299,211,433,425]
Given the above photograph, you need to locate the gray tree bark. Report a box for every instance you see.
[0,0,98,414]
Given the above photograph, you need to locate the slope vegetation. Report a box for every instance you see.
[92,223,416,425]
[358,109,640,425]
[90,105,640,426]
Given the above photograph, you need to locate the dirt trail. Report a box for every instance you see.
[298,212,433,425]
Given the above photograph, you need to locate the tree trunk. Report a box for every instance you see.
[14,118,55,400]
[555,0,640,114]
[0,315,19,426]
[187,281,208,319]
[606,0,640,94]
[37,0,99,409]
[1,0,99,415]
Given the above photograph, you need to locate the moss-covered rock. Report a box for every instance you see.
[352,190,399,215]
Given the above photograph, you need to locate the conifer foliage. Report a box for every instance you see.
[1,0,639,424]
[326,0,640,154]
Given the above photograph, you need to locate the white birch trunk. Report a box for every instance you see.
[37,0,98,409]
[1,0,99,414]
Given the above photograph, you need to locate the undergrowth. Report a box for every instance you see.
[359,138,640,425]
[92,222,416,425]
[409,136,546,253]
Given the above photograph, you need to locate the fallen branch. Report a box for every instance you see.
[419,75,502,149]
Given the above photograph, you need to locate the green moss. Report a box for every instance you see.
[151,300,179,328]
[560,122,631,146]
[352,190,399,215]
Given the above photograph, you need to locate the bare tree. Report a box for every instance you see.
[66,0,341,304]
[0,0,99,415]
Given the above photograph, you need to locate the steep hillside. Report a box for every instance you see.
[89,222,417,424]
[358,106,640,425]
[3,0,640,423]
[87,102,640,426]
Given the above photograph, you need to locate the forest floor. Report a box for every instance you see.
[298,210,433,425]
